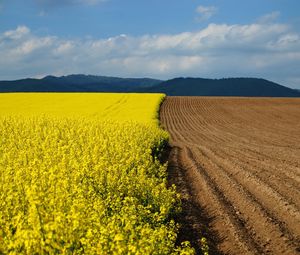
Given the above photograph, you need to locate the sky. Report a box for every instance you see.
[1,0,300,89]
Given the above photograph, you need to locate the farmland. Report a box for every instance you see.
[0,93,163,124]
[161,97,300,255]
[0,93,193,254]
[2,93,300,255]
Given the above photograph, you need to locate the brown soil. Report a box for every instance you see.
[160,97,300,255]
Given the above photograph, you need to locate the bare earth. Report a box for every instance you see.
[160,97,300,255]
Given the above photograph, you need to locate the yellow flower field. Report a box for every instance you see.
[0,93,194,254]
[0,93,162,123]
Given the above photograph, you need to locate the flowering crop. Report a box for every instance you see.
[0,93,194,254]
[0,93,163,124]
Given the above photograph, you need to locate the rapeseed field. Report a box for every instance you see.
[0,93,194,254]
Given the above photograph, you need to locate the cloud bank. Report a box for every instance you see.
[1,18,300,88]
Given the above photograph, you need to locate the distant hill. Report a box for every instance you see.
[145,77,300,97]
[0,74,162,92]
[0,75,299,97]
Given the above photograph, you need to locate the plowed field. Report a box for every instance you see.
[160,97,300,255]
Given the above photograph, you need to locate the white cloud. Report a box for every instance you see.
[53,41,75,55]
[196,5,217,21]
[1,19,300,88]
[16,37,54,55]
[257,11,280,24]
[3,26,30,40]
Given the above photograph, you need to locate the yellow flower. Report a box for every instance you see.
[0,93,193,254]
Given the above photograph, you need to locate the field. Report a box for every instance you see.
[2,93,300,255]
[0,93,163,124]
[0,93,194,254]
[161,97,300,255]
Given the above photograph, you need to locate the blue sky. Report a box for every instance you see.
[1,0,300,88]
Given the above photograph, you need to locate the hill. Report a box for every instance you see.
[145,77,300,97]
[0,75,161,92]
[0,75,299,97]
